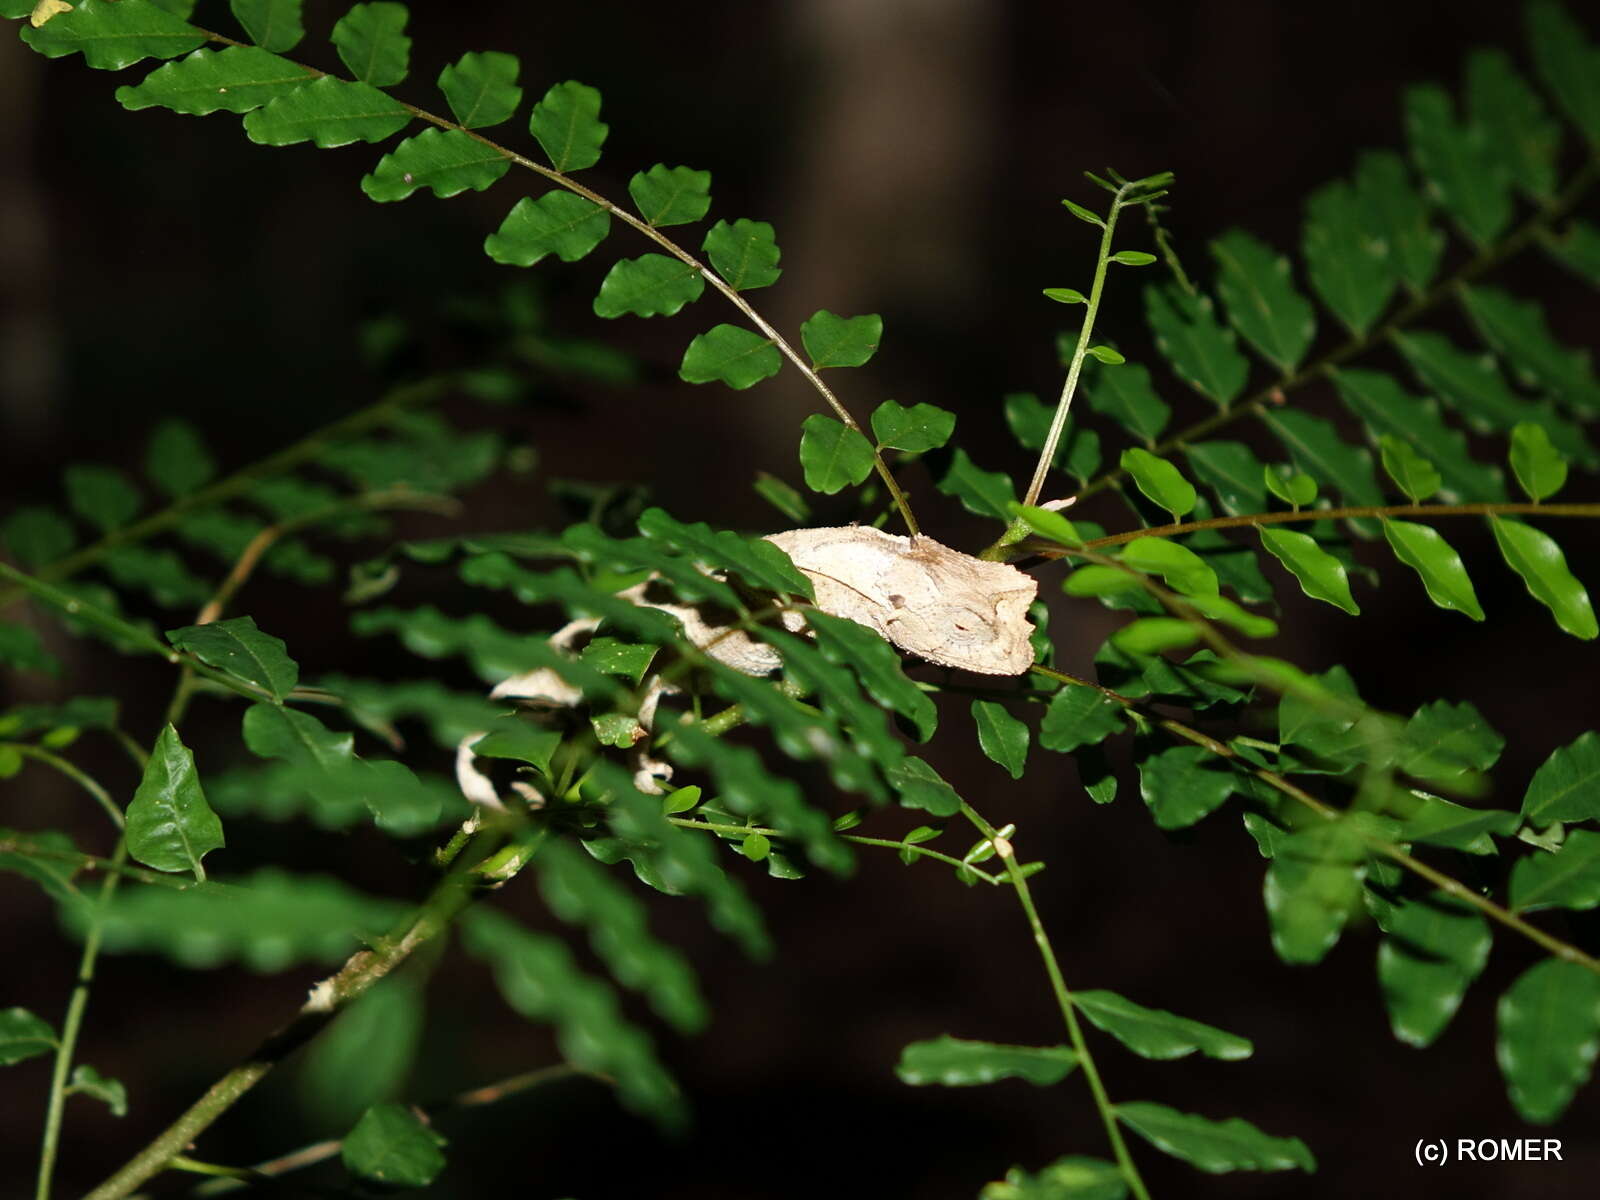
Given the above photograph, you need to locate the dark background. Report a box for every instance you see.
[3,0,1599,1196]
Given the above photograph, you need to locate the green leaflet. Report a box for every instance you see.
[485,190,610,266]
[1377,435,1441,502]
[67,1064,126,1117]
[871,400,955,454]
[1527,1,1600,145]
[1301,178,1394,336]
[472,720,561,775]
[679,324,781,390]
[1004,392,1101,483]
[753,472,809,523]
[1544,220,1600,288]
[1183,441,1267,516]
[1142,282,1249,406]
[981,1157,1127,1200]
[702,218,781,290]
[1138,746,1236,830]
[342,1102,447,1188]
[561,524,740,608]
[1354,149,1442,291]
[529,80,608,171]
[885,757,962,817]
[1490,516,1597,639]
[1086,362,1170,444]
[1183,593,1277,639]
[125,724,223,880]
[1405,83,1511,247]
[243,76,411,148]
[1511,829,1600,913]
[1120,536,1219,597]
[1259,525,1359,615]
[1467,48,1560,202]
[1397,794,1518,853]
[362,127,510,202]
[0,622,59,676]
[1510,421,1569,501]
[1115,1102,1315,1174]
[1331,369,1504,502]
[331,2,410,86]
[101,544,210,608]
[453,559,681,647]
[1072,990,1252,1061]
[895,1035,1078,1087]
[807,611,936,742]
[636,507,811,597]
[1262,409,1384,526]
[438,50,521,129]
[1496,958,1600,1124]
[1378,892,1490,1047]
[145,419,215,497]
[64,465,139,533]
[297,976,422,1127]
[116,46,314,116]
[1120,448,1195,519]
[937,448,1016,520]
[536,839,707,1034]
[1400,700,1504,788]
[1211,229,1316,373]
[801,310,882,369]
[629,164,713,227]
[167,615,299,700]
[0,830,84,904]
[1038,683,1125,754]
[593,254,705,318]
[1461,287,1600,418]
[797,414,875,494]
[2,507,76,567]
[1382,519,1484,621]
[1522,731,1600,824]
[971,700,1029,780]
[1263,465,1316,509]
[1263,819,1365,965]
[0,1008,58,1066]
[21,0,205,71]
[229,0,302,52]
[242,700,354,770]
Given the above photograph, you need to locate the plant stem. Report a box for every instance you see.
[35,840,127,1200]
[960,802,1152,1200]
[8,745,124,830]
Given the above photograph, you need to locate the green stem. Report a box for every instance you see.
[960,803,1151,1200]
[35,840,127,1200]
[8,745,124,830]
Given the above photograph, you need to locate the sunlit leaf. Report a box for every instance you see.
[1120,448,1196,519]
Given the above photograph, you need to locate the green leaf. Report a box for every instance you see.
[362,127,509,202]
[808,611,936,742]
[1496,958,1600,1124]
[144,419,215,497]
[67,1064,127,1117]
[1405,83,1511,247]
[1120,448,1195,519]
[1509,421,1569,502]
[1263,820,1364,964]
[1544,219,1600,288]
[1301,179,1394,336]
[980,1156,1127,1200]
[639,507,816,596]
[1116,1102,1315,1174]
[1512,830,1600,913]
[1086,345,1125,365]
[801,310,882,369]
[0,622,59,676]
[1042,286,1087,304]
[577,637,658,685]
[1382,519,1484,621]
[885,757,962,817]
[794,415,873,495]
[1038,683,1125,754]
[63,465,139,533]
[1143,283,1249,406]
[298,976,421,1128]
[1490,516,1597,639]
[1399,793,1518,853]
[437,50,520,128]
[679,324,781,390]
[0,1008,57,1066]
[1258,526,1359,615]
[628,163,713,227]
[753,472,809,523]
[1378,434,1441,501]
[1353,149,1442,291]
[1263,465,1316,508]
[331,2,410,86]
[1332,369,1504,502]
[971,700,1029,779]
[1073,990,1252,1061]
[243,76,410,148]
[167,616,298,700]
[1461,286,1600,417]
[529,80,607,171]
[100,545,210,608]
[116,45,313,116]
[1004,392,1101,483]
[21,0,205,70]
[243,700,354,770]
[1062,197,1104,227]
[484,190,609,266]
[1211,230,1316,373]
[2,507,76,567]
[126,724,224,880]
[871,400,955,454]
[1522,731,1600,824]
[1138,746,1236,830]
[1262,410,1384,522]
[1527,1,1600,145]
[1183,441,1267,516]
[1011,503,1083,548]
[1378,892,1490,1047]
[593,254,704,319]
[1086,363,1169,443]
[1111,617,1200,655]
[1468,48,1560,201]
[342,1102,446,1188]
[896,1035,1078,1087]
[702,218,781,290]
[1120,536,1219,597]
[1400,700,1504,788]
[229,0,301,51]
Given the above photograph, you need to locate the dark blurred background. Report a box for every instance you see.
[3,0,1599,1196]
